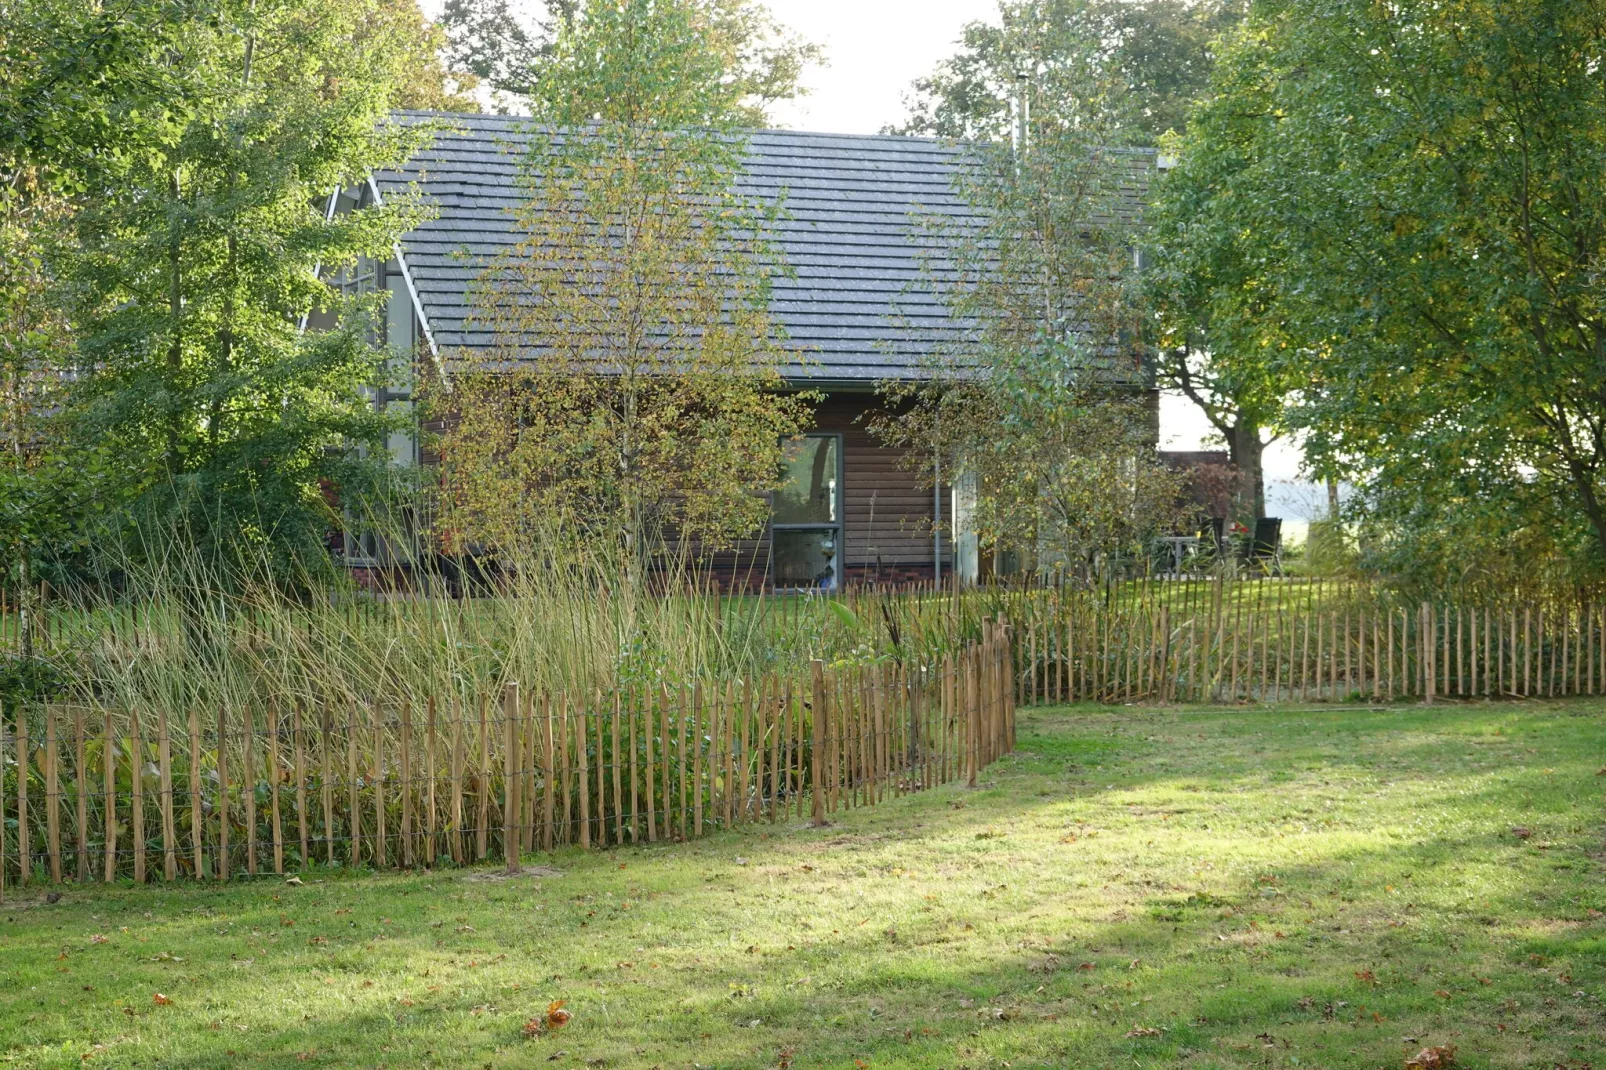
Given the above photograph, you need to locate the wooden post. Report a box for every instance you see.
[188,708,203,878]
[677,686,690,839]
[810,661,828,826]
[722,681,736,827]
[45,708,61,883]
[475,695,490,861]
[103,709,116,882]
[628,688,640,841]
[425,697,438,867]
[576,695,591,850]
[612,693,624,845]
[269,707,285,875]
[346,705,361,867]
[373,700,386,869]
[692,683,705,839]
[593,693,606,845]
[294,703,309,869]
[321,709,335,867]
[400,700,414,869]
[966,646,979,788]
[156,705,175,881]
[243,704,257,876]
[74,707,88,882]
[643,688,657,842]
[523,695,538,853]
[504,682,520,871]
[449,698,464,863]
[13,704,30,887]
[768,678,781,822]
[538,692,554,851]
[555,694,571,845]
[1423,603,1435,705]
[661,688,673,835]
[129,706,144,884]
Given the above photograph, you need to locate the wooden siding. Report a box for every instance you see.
[818,394,945,572]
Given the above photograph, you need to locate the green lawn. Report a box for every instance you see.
[3,701,1604,1069]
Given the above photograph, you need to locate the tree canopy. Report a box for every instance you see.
[894,0,1245,145]
[1162,0,1606,583]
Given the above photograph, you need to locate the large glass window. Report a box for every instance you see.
[772,434,842,590]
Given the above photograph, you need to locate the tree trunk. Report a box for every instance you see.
[1223,422,1266,523]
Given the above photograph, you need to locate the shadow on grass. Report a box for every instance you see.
[5,700,1604,1068]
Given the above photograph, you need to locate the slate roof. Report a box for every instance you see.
[377,111,1154,386]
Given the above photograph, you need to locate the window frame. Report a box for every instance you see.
[770,431,845,591]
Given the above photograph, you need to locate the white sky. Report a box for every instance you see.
[425,0,1319,525]
[761,0,994,134]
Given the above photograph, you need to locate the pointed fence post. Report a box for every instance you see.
[810,660,828,827]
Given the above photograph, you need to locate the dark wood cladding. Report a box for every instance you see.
[817,393,945,572]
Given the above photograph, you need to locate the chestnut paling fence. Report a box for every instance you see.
[1006,580,1606,705]
[0,624,1014,893]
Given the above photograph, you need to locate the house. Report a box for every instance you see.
[335,112,1161,590]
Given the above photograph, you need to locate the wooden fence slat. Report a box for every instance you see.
[373,700,387,869]
[628,688,640,842]
[347,704,361,867]
[188,708,203,878]
[810,661,827,826]
[475,695,489,861]
[426,697,438,867]
[450,698,465,863]
[321,709,335,867]
[593,692,606,846]
[243,704,257,876]
[504,682,519,871]
[74,708,88,883]
[612,693,624,845]
[559,693,572,845]
[644,688,657,842]
[269,706,285,875]
[542,693,555,851]
[523,694,538,854]
[103,709,116,883]
[46,707,61,883]
[294,703,309,869]
[400,700,414,869]
[16,705,29,887]
[584,690,597,848]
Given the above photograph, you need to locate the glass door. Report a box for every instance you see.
[771,434,842,590]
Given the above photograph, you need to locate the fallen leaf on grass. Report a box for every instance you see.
[1124,1027,1162,1038]
[152,994,172,1006]
[1404,1043,1456,1069]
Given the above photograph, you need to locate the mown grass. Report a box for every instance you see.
[3,700,1603,1069]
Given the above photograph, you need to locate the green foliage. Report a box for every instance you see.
[880,58,1183,569]
[1169,0,1606,581]
[47,0,446,578]
[1145,17,1294,525]
[441,0,820,121]
[894,0,1246,144]
[0,651,69,705]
